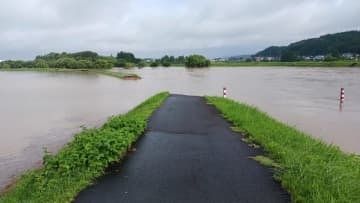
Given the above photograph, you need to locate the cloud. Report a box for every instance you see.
[0,0,359,59]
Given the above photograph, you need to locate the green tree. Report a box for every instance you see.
[116,51,137,63]
[137,61,146,68]
[34,59,49,69]
[150,61,159,67]
[0,62,11,69]
[5,51,118,70]
[185,55,211,67]
[160,55,171,66]
[124,62,135,69]
[36,52,62,61]
[169,56,175,63]
[324,54,338,61]
[53,58,78,69]
[77,60,94,69]
[162,61,171,67]
[280,51,298,62]
[3,60,26,68]
[176,56,185,64]
[70,51,99,61]
[100,56,116,67]
[115,59,127,67]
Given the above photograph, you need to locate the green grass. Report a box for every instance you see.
[211,61,360,67]
[251,155,281,169]
[0,92,169,203]
[91,69,141,80]
[0,68,141,80]
[205,96,360,203]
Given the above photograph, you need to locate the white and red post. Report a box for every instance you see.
[339,88,345,111]
[340,88,345,103]
[223,87,227,98]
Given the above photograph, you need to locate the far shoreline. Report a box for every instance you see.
[131,60,360,68]
[210,60,360,67]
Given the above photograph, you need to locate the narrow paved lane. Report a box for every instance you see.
[75,95,290,203]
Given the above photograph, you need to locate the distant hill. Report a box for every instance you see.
[255,31,360,57]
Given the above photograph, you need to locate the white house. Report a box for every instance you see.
[254,57,264,62]
[342,53,354,60]
[212,58,227,62]
[314,55,325,61]
[143,58,154,63]
[265,57,275,61]
[303,56,313,61]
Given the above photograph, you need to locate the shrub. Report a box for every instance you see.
[185,54,210,67]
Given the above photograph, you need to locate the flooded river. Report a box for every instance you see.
[0,67,359,189]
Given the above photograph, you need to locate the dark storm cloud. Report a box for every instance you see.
[0,0,359,59]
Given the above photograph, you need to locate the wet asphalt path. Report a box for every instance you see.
[75,95,290,203]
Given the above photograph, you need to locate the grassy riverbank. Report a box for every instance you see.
[0,68,141,80]
[211,61,360,67]
[0,92,169,203]
[205,96,360,203]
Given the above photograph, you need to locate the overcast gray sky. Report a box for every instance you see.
[0,0,359,60]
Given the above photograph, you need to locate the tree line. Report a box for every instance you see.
[0,51,114,69]
[115,52,210,68]
[0,51,211,69]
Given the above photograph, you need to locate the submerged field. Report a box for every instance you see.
[0,92,169,203]
[206,96,360,203]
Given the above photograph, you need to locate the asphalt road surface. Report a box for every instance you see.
[75,94,290,203]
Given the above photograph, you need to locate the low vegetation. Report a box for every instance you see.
[185,54,211,67]
[91,69,141,80]
[0,92,169,203]
[205,96,360,203]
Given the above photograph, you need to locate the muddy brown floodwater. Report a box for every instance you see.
[0,67,359,190]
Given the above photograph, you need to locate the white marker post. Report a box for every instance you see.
[339,88,345,111]
[223,87,227,98]
[340,88,345,103]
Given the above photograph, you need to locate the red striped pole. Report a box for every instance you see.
[340,88,345,103]
[223,87,227,98]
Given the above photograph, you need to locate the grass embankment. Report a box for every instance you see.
[206,96,360,203]
[211,61,360,67]
[0,92,169,203]
[0,68,141,80]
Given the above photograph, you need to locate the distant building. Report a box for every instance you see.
[342,53,354,60]
[303,56,314,61]
[265,57,275,61]
[314,55,325,61]
[212,58,227,62]
[253,56,276,62]
[228,55,252,62]
[254,57,264,62]
[143,58,154,63]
